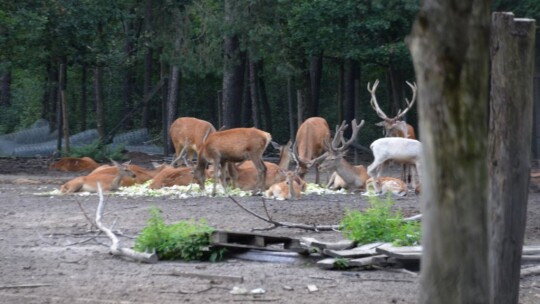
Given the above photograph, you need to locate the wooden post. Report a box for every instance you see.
[489,12,536,304]
[408,0,491,303]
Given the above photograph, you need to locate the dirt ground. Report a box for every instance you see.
[0,154,539,304]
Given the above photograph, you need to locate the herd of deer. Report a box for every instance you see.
[51,80,422,200]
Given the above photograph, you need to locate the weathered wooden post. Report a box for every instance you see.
[407,0,491,303]
[489,12,536,304]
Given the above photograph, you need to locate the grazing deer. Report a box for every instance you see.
[49,157,100,172]
[60,161,136,193]
[294,117,331,184]
[233,140,293,191]
[264,171,306,200]
[194,127,272,195]
[310,119,367,192]
[169,117,216,162]
[368,79,417,183]
[365,177,408,196]
[367,137,422,192]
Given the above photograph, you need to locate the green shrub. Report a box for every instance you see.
[340,195,421,246]
[134,207,223,261]
[68,140,125,162]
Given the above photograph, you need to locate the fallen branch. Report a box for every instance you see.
[95,183,158,264]
[0,283,53,289]
[228,196,340,232]
[153,271,244,283]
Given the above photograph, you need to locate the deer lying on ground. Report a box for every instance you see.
[310,119,366,192]
[60,161,136,193]
[365,177,408,197]
[194,127,272,195]
[233,140,292,191]
[294,117,331,184]
[169,117,216,162]
[264,171,306,200]
[367,137,422,193]
[49,157,100,172]
[90,163,167,186]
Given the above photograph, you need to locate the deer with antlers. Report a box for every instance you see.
[293,117,331,184]
[309,119,367,192]
[169,117,216,162]
[60,160,136,193]
[194,127,272,196]
[368,79,418,184]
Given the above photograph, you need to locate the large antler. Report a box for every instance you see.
[330,119,365,153]
[368,79,389,120]
[394,81,417,121]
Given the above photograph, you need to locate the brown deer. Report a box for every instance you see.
[311,119,367,192]
[233,140,292,191]
[368,79,417,183]
[49,157,100,172]
[365,177,408,197]
[264,171,306,200]
[194,127,272,195]
[60,161,136,193]
[368,79,417,139]
[169,117,216,162]
[90,163,167,187]
[294,117,331,184]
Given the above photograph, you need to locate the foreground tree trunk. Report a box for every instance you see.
[408,1,491,303]
[488,13,536,304]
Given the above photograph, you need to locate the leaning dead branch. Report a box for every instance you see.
[95,183,158,263]
[228,196,340,232]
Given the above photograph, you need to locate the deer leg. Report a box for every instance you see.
[314,165,320,185]
[253,158,267,194]
[212,161,221,196]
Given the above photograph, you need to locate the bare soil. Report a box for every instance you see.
[0,154,539,303]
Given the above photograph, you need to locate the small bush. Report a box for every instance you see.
[134,207,223,261]
[68,140,125,162]
[340,195,421,246]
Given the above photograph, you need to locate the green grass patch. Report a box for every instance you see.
[340,195,421,246]
[134,207,225,261]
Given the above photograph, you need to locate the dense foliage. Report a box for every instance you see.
[340,195,421,246]
[0,1,537,149]
[134,207,224,261]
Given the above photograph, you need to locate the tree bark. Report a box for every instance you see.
[343,59,356,138]
[249,57,260,129]
[59,63,70,153]
[242,56,252,127]
[408,1,491,303]
[142,0,154,129]
[94,66,105,139]
[1,70,11,107]
[122,19,135,130]
[259,63,272,133]
[287,77,295,141]
[80,64,87,131]
[310,55,323,116]
[387,68,404,117]
[222,0,244,129]
[165,65,180,154]
[488,13,536,304]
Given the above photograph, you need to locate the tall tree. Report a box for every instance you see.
[408,1,491,304]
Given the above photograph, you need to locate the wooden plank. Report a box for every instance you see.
[348,255,386,267]
[523,246,540,255]
[375,244,422,260]
[322,242,385,258]
[316,258,337,270]
[301,237,355,250]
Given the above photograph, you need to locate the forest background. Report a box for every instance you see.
[0,0,538,154]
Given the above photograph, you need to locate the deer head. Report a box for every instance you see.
[368,79,417,138]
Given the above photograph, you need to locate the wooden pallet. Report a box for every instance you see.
[210,230,307,253]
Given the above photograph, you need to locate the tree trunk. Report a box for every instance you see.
[259,62,272,133]
[532,24,540,160]
[94,66,105,139]
[1,70,11,107]
[296,89,304,128]
[48,63,59,130]
[242,56,252,127]
[387,68,404,116]
[338,61,344,124]
[343,59,356,138]
[122,19,135,130]
[408,1,491,303]
[80,64,87,131]
[59,63,70,153]
[165,65,180,154]
[222,0,244,129]
[142,0,154,130]
[287,77,295,141]
[488,13,536,304]
[249,57,260,129]
[310,55,323,116]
